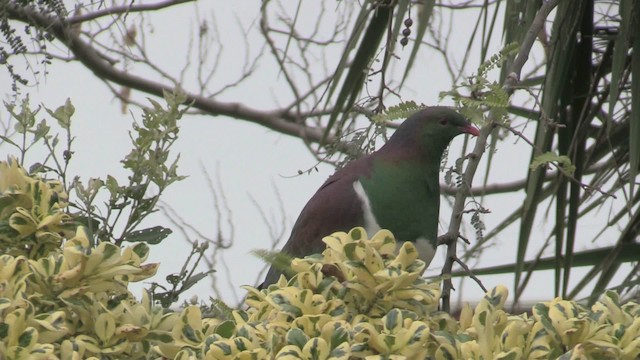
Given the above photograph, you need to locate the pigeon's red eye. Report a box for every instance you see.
[439,119,448,126]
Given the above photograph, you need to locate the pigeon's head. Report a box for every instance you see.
[385,106,479,156]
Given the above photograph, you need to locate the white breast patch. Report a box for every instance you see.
[353,180,382,236]
[353,181,436,269]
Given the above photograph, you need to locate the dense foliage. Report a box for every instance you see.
[1,157,639,358]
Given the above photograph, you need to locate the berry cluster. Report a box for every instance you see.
[400,18,413,47]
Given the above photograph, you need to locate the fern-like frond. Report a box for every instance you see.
[477,42,519,77]
[372,100,426,123]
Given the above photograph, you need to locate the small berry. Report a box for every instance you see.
[400,37,409,46]
[404,18,413,27]
[402,28,411,37]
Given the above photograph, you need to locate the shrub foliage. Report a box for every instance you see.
[0,160,638,359]
[0,95,638,359]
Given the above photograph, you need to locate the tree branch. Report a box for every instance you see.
[68,0,196,24]
[6,3,348,151]
[442,175,549,196]
[439,0,562,313]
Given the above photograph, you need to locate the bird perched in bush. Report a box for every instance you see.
[261,106,479,287]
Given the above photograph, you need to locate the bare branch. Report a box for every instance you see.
[68,0,196,24]
[5,3,348,151]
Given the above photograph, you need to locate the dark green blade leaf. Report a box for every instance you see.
[561,1,594,298]
[451,242,640,277]
[608,0,632,119]
[323,3,393,144]
[515,0,584,302]
[589,206,640,303]
[325,1,373,107]
[629,0,640,198]
[506,105,540,120]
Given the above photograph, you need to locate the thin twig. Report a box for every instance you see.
[453,255,488,293]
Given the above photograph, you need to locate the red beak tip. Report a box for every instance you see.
[464,125,480,137]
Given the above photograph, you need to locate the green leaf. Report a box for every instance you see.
[18,327,36,348]
[45,98,75,129]
[304,337,330,360]
[287,328,309,348]
[384,309,402,332]
[7,97,39,134]
[95,313,116,343]
[32,119,50,142]
[132,243,150,259]
[478,310,487,326]
[0,135,20,149]
[0,323,8,338]
[530,151,575,175]
[122,226,172,244]
[105,175,120,197]
[181,270,215,292]
[343,243,358,261]
[328,324,350,348]
[215,320,235,338]
[100,243,119,263]
[213,341,232,355]
[629,0,640,198]
[350,227,363,240]
[124,184,147,200]
[145,331,174,343]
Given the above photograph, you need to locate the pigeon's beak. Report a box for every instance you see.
[461,123,480,137]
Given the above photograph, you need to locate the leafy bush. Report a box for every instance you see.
[0,157,73,259]
[169,228,639,360]
[0,157,176,359]
[1,171,639,360]
[0,96,638,359]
